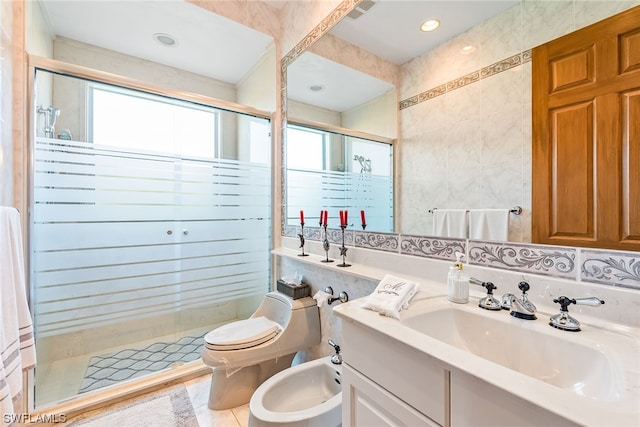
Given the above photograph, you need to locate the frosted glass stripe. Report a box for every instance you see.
[33,137,271,337]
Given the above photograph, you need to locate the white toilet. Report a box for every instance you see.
[201,291,320,410]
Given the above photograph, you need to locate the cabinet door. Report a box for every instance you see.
[342,364,440,427]
[532,5,640,250]
[449,370,578,427]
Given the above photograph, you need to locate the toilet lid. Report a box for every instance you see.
[204,316,281,351]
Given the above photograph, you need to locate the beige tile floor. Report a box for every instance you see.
[185,374,250,427]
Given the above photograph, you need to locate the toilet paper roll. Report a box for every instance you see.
[312,290,331,308]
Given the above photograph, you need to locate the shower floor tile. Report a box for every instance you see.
[79,334,206,393]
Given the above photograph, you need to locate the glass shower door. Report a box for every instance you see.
[30,68,272,407]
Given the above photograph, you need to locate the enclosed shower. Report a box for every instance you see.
[30,65,272,407]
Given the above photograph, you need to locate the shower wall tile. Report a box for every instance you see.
[479,3,523,67]
[468,240,577,279]
[522,0,575,50]
[581,249,640,290]
[574,0,640,30]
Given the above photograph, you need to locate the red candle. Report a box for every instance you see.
[323,210,328,226]
[339,210,344,226]
[300,210,304,224]
[344,210,348,225]
[319,210,323,225]
[360,210,366,225]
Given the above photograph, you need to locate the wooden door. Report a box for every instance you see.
[532,6,640,250]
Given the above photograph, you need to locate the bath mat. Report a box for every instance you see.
[79,334,204,393]
[66,384,198,427]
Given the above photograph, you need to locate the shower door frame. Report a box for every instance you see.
[26,54,275,415]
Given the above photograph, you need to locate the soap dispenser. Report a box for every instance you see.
[447,252,469,304]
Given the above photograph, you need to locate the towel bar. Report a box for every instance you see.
[428,206,522,215]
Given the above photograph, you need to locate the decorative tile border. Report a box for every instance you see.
[400,235,465,261]
[281,0,361,68]
[468,241,576,279]
[282,224,298,238]
[354,231,399,252]
[283,231,640,292]
[581,249,640,290]
[400,49,532,110]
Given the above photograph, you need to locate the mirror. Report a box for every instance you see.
[284,0,638,244]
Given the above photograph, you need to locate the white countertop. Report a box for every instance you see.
[333,283,640,427]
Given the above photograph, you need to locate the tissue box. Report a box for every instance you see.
[277,279,310,299]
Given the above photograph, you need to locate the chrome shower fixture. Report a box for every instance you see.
[37,106,61,138]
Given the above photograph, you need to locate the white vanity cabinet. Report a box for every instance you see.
[341,319,447,426]
[342,363,440,426]
[449,370,578,427]
[341,318,579,427]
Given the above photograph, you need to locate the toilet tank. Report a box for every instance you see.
[254,292,320,349]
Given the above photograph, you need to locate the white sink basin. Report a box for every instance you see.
[401,298,636,402]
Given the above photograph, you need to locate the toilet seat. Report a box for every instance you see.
[205,316,281,351]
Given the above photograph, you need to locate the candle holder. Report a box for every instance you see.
[337,224,351,268]
[361,223,367,230]
[298,223,309,257]
[320,224,333,263]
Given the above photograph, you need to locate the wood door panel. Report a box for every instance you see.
[549,47,595,93]
[622,89,640,242]
[550,101,594,237]
[620,28,640,75]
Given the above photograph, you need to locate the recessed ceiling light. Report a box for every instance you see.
[153,33,177,47]
[308,84,325,92]
[420,19,440,32]
[461,45,476,54]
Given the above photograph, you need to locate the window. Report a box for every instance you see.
[89,84,219,159]
[286,125,326,170]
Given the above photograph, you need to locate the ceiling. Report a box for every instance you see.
[40,0,274,84]
[40,0,519,111]
[331,0,519,65]
[287,1,519,112]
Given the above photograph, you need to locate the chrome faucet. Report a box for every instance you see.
[500,281,537,320]
[549,296,605,331]
[328,339,342,365]
[469,277,501,311]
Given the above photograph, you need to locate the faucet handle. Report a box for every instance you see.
[518,281,530,294]
[550,296,604,331]
[469,278,501,311]
[574,297,605,307]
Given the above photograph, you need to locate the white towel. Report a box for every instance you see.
[361,274,418,319]
[432,209,468,238]
[0,207,36,421]
[469,209,510,241]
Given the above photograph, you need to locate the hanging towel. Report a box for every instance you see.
[432,209,468,238]
[0,207,36,422]
[361,274,418,319]
[468,209,510,241]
